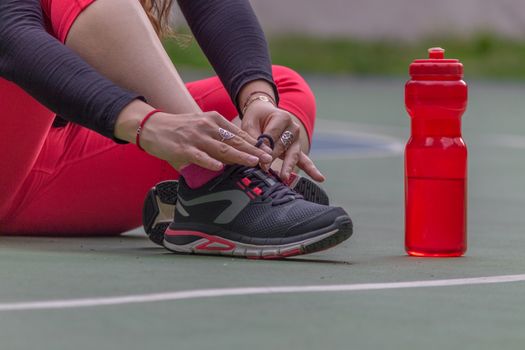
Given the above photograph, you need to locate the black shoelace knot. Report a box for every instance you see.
[213,165,302,206]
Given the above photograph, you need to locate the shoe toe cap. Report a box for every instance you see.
[286,205,350,236]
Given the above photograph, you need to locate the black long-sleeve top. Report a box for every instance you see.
[0,0,276,140]
[177,0,278,108]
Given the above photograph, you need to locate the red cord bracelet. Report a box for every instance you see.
[136,109,162,151]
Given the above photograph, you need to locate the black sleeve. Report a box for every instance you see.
[177,0,279,112]
[0,0,142,141]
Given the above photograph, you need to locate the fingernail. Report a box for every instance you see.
[248,155,259,163]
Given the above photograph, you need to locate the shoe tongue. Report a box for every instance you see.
[232,165,299,204]
[251,169,277,187]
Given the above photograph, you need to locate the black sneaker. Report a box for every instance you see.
[143,181,179,246]
[142,173,329,246]
[162,165,352,259]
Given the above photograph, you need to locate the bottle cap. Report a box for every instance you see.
[409,48,463,79]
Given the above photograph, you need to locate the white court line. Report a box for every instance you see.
[312,131,403,160]
[1,274,525,312]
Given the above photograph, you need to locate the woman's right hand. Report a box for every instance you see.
[114,100,273,171]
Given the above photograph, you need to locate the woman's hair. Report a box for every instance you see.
[139,0,175,38]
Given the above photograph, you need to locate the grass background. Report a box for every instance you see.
[164,33,525,79]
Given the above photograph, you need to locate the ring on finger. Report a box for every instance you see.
[280,130,295,150]
[218,127,236,142]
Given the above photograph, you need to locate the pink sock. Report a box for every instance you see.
[180,164,224,189]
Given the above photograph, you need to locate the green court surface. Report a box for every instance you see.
[2,76,525,350]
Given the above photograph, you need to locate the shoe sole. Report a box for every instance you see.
[142,176,329,246]
[163,215,352,259]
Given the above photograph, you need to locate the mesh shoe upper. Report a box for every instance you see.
[231,198,345,238]
[172,165,347,242]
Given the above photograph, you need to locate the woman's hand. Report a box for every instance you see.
[241,100,325,183]
[114,100,273,171]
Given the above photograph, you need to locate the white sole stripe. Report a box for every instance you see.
[1,274,525,312]
[163,229,340,256]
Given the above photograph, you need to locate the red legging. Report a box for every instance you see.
[0,0,316,236]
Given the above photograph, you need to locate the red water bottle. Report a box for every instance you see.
[405,47,468,257]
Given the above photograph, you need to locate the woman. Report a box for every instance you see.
[0,0,352,258]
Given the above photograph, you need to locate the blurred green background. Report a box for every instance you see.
[165,34,525,79]
[168,0,525,79]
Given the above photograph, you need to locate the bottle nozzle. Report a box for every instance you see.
[428,47,445,59]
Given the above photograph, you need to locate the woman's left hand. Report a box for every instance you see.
[241,100,325,183]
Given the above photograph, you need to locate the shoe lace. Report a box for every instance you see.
[212,165,302,206]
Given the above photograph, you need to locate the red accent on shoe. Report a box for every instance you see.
[165,229,236,251]
[246,192,255,200]
[253,187,263,196]
[241,177,252,186]
[281,247,302,257]
[237,181,246,190]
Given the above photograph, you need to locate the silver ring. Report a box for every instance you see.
[280,130,295,149]
[218,127,235,142]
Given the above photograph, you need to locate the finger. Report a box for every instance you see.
[274,123,301,162]
[279,142,302,182]
[262,112,293,159]
[210,112,258,145]
[205,140,262,167]
[188,148,224,171]
[215,115,273,154]
[260,162,271,172]
[297,152,325,182]
[222,134,273,164]
[258,141,274,155]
